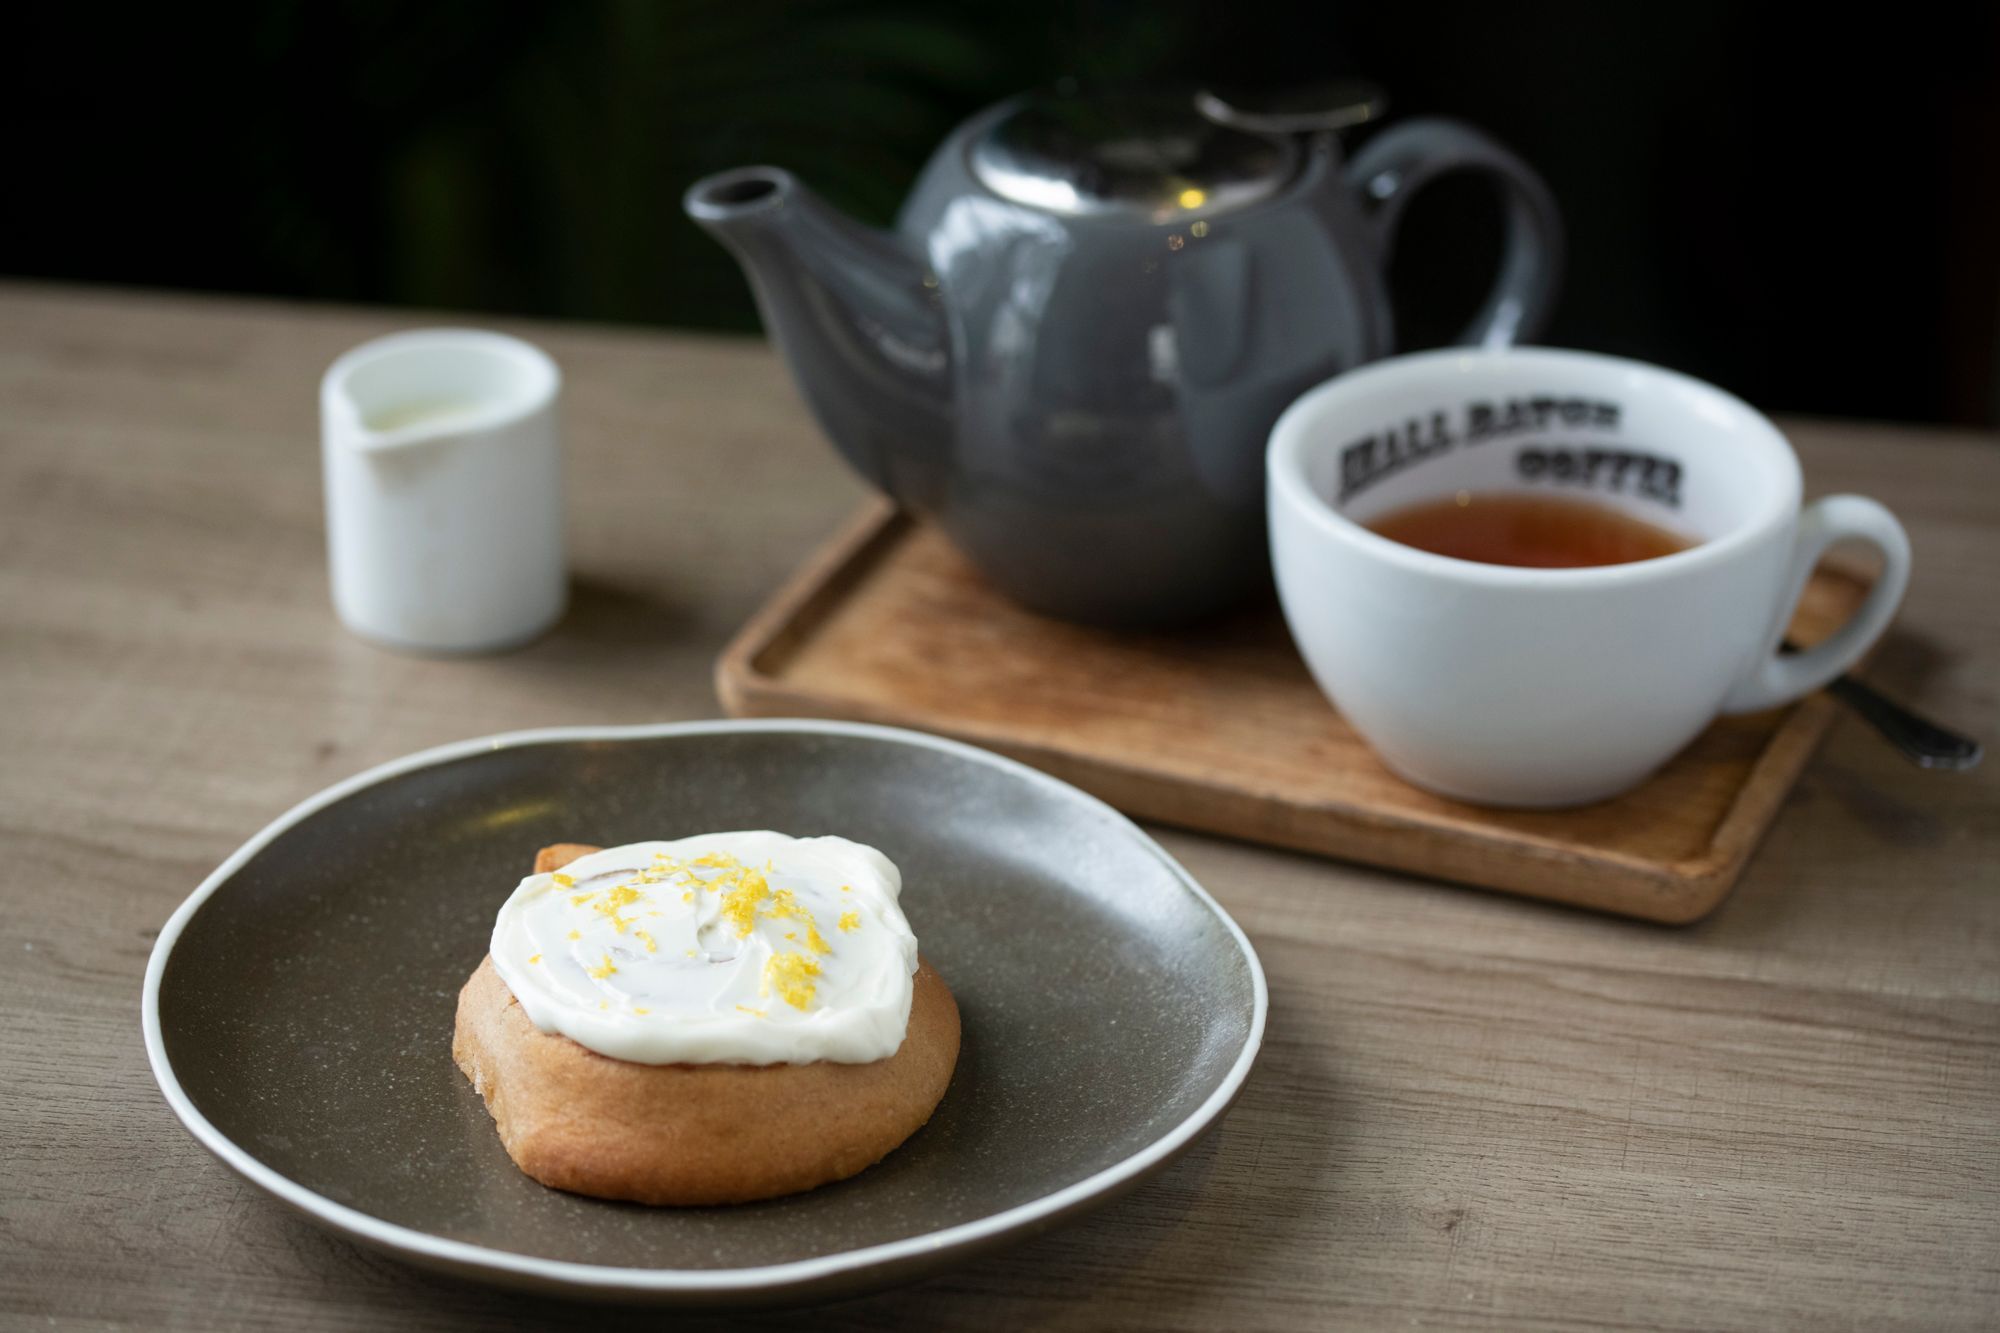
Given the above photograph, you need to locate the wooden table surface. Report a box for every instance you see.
[3,282,1996,1331]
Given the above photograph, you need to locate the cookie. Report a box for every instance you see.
[453,842,960,1205]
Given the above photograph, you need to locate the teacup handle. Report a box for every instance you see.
[1720,495,1912,714]
[1345,118,1564,349]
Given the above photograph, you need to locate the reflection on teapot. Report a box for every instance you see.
[688,84,1562,627]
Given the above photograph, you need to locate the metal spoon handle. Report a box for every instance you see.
[1822,673,1984,770]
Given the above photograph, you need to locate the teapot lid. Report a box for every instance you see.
[970,83,1385,220]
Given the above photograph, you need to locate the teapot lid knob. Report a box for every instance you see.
[1193,80,1387,136]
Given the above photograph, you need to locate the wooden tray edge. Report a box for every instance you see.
[715,498,906,717]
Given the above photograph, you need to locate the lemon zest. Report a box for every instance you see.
[591,883,644,933]
[718,867,771,937]
[762,952,822,1010]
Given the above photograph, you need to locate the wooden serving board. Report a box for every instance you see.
[717,501,1870,923]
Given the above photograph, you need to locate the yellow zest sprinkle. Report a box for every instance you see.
[840,884,852,893]
[567,929,580,940]
[693,851,740,870]
[837,911,860,933]
[681,891,694,904]
[762,952,822,1010]
[735,1005,767,1018]
[685,948,698,958]
[599,1001,608,1010]
[591,883,645,933]
[784,931,796,941]
[769,891,824,944]
[551,873,574,888]
[587,953,618,979]
[528,953,543,963]
[634,929,658,953]
[634,1007,650,1015]
[570,893,596,907]
[758,887,833,954]
[719,868,771,937]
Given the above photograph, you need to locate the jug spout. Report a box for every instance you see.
[686,167,951,497]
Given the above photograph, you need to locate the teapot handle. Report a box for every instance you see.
[1344,118,1564,348]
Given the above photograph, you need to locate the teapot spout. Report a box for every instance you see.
[686,167,951,498]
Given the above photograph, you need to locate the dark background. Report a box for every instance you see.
[12,1,1998,425]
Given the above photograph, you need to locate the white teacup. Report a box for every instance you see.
[1267,347,1911,807]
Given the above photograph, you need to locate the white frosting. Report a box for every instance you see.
[489,832,918,1066]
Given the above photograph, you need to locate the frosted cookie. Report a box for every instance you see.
[453,834,959,1205]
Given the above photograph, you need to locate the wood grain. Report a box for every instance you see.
[719,504,1872,923]
[1,282,1996,1331]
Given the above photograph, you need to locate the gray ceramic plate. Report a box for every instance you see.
[143,720,1266,1305]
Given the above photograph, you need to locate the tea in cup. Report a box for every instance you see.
[1266,347,1911,807]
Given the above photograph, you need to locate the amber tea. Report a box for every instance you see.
[1365,492,1693,569]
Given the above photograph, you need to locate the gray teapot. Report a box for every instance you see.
[687,84,1561,626]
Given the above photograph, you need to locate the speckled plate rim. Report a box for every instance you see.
[142,718,1268,1298]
